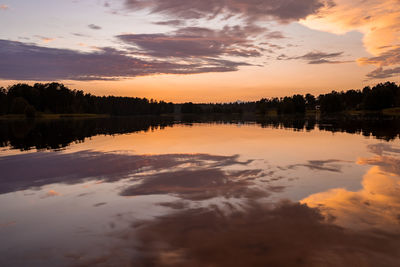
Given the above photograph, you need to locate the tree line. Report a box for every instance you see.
[180,82,400,115]
[0,83,174,117]
[0,81,399,116]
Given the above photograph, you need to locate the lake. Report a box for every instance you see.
[1,115,400,266]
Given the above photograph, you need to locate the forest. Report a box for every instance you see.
[0,83,174,117]
[182,81,400,115]
[0,81,399,117]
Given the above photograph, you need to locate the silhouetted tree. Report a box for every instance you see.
[362,82,398,110]
[318,91,344,113]
[182,102,198,113]
[305,94,316,110]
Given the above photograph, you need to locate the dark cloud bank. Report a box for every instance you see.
[0,39,248,81]
[124,0,332,22]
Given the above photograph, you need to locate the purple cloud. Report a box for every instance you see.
[117,25,267,58]
[0,39,249,81]
[358,46,400,67]
[88,24,102,30]
[366,67,400,79]
[153,19,186,26]
[277,51,353,64]
[358,46,400,80]
[124,0,330,22]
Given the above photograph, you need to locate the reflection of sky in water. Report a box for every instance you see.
[1,123,400,266]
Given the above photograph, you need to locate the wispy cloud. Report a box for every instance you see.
[35,35,55,43]
[358,46,400,67]
[42,190,61,198]
[366,66,400,79]
[0,4,8,10]
[153,19,186,27]
[88,24,102,30]
[277,51,352,64]
[72,32,90,37]
[358,46,400,79]
[265,31,286,39]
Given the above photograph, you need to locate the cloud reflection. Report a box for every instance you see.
[121,168,265,200]
[75,200,400,266]
[286,159,348,173]
[0,151,269,201]
[78,143,400,267]
[302,143,400,232]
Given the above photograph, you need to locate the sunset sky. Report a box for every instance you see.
[0,0,399,102]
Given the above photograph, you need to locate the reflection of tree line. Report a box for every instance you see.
[259,116,400,141]
[179,114,400,141]
[0,116,175,151]
[1,115,400,151]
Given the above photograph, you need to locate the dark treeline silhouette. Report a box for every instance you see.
[0,83,174,116]
[1,114,400,151]
[1,81,399,116]
[180,102,257,114]
[316,82,400,113]
[179,82,400,115]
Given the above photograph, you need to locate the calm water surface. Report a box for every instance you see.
[1,116,400,266]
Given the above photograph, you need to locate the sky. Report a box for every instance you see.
[0,0,399,102]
